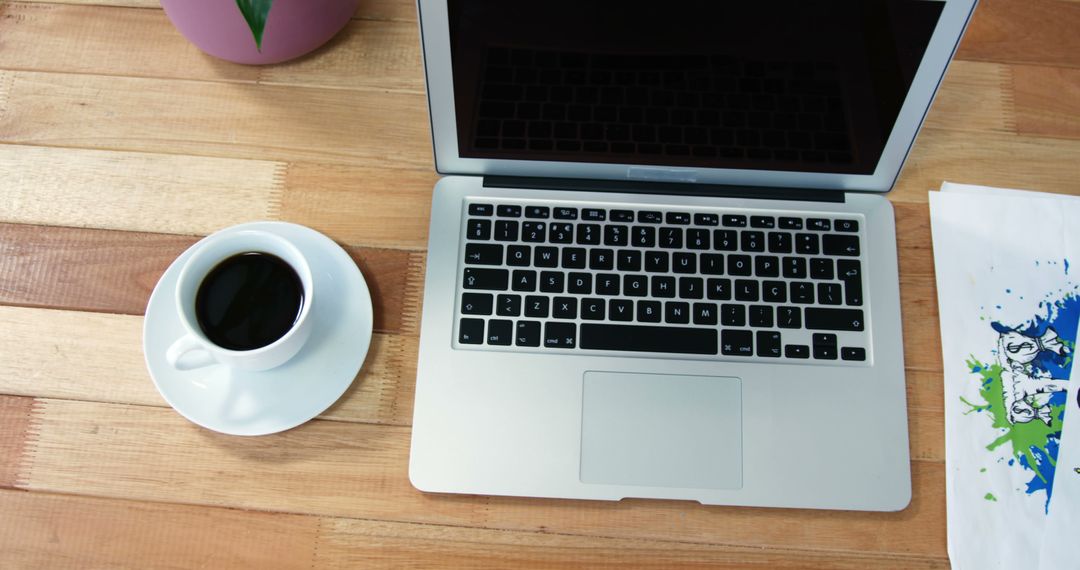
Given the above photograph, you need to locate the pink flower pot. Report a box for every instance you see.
[161,0,359,65]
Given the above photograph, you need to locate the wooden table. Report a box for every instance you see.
[1,0,1077,567]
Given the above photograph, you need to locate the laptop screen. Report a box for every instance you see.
[447,0,945,176]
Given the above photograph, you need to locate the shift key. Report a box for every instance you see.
[805,308,865,331]
[463,268,509,290]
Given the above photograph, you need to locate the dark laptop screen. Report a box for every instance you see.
[446,0,944,175]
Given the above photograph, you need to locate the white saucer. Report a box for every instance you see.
[143,222,373,436]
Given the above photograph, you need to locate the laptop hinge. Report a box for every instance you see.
[483,176,845,203]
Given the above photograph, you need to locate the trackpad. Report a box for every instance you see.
[580,371,743,490]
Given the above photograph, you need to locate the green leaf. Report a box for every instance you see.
[235,0,274,51]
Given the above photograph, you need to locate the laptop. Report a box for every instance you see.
[409,0,976,511]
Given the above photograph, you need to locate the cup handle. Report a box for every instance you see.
[166,334,217,371]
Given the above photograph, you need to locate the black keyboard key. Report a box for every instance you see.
[734,279,759,301]
[610,209,634,222]
[487,319,513,345]
[581,324,717,354]
[534,246,558,267]
[707,278,732,300]
[795,233,819,254]
[822,234,860,256]
[810,258,834,280]
[624,275,648,297]
[755,255,779,277]
[779,217,803,230]
[567,272,592,294]
[835,219,859,233]
[497,205,522,217]
[463,267,508,290]
[721,329,753,356]
[785,344,810,358]
[589,248,614,270]
[582,208,606,221]
[651,276,676,298]
[791,281,815,304]
[805,308,865,331]
[783,257,807,278]
[749,305,774,327]
[637,300,662,322]
[844,279,864,306]
[686,229,710,250]
[461,293,493,315]
[721,304,746,326]
[459,318,484,344]
[540,271,564,293]
[552,297,578,319]
[818,282,842,305]
[562,248,587,269]
[525,295,549,318]
[741,231,765,252]
[807,218,831,231]
[516,321,541,347]
[632,226,656,247]
[544,322,577,348]
[694,213,719,226]
[837,259,862,282]
[469,204,494,216]
[665,301,691,324]
[659,227,683,249]
[714,229,738,251]
[666,212,692,225]
[842,347,867,361]
[554,207,578,220]
[722,214,747,228]
[679,277,704,299]
[609,299,634,321]
[522,222,547,242]
[464,243,503,265]
[550,223,574,243]
[701,254,724,275]
[506,245,531,266]
[466,219,491,240]
[757,331,782,357]
[604,224,628,246]
[777,306,802,329]
[639,211,663,224]
[581,298,606,320]
[768,232,793,253]
[496,294,522,317]
[694,302,718,325]
[577,223,601,245]
[750,216,776,229]
[525,206,550,219]
[494,220,519,241]
[728,254,752,276]
[617,250,642,271]
[596,273,620,295]
[762,280,787,303]
[813,333,838,360]
[511,270,537,292]
[672,252,696,274]
[645,251,669,272]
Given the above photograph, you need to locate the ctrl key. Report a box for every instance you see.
[459,318,484,344]
[544,322,577,349]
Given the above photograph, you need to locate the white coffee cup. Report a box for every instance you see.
[166,229,315,372]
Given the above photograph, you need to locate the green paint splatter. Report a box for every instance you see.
[985,492,997,501]
[980,468,987,473]
[963,358,1064,485]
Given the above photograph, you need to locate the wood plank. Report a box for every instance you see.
[0,305,417,425]
[0,223,421,334]
[0,489,319,569]
[0,396,37,488]
[0,3,424,92]
[957,0,1080,68]
[16,397,948,557]
[0,145,283,235]
[0,70,431,169]
[923,60,1015,135]
[1013,64,1080,139]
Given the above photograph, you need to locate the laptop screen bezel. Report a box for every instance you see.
[417,0,978,194]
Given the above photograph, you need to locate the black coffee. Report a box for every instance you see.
[195,252,304,351]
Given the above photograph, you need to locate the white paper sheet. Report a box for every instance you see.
[931,184,1080,569]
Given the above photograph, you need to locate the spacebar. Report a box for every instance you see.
[580,324,718,355]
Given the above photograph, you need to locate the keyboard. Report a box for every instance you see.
[455,199,870,365]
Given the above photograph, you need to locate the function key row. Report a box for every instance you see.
[467,204,858,232]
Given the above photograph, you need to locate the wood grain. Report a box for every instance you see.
[0,306,418,426]
[1012,65,1080,139]
[957,0,1080,68]
[0,70,431,168]
[0,223,421,334]
[0,489,320,569]
[16,397,948,558]
[923,61,1016,135]
[0,396,37,488]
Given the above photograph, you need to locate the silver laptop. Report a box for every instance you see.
[409,0,976,511]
